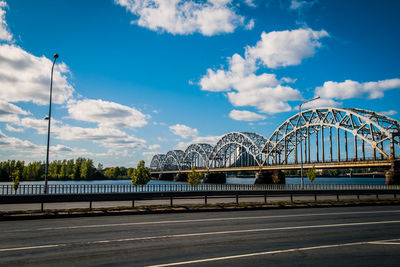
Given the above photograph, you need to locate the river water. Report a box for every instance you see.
[0,177,386,185]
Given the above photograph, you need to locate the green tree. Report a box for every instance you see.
[66,159,75,179]
[48,161,60,179]
[81,159,96,179]
[104,167,118,179]
[127,168,135,178]
[118,166,127,177]
[0,161,8,181]
[59,160,68,180]
[188,167,202,186]
[15,160,25,176]
[306,165,317,183]
[73,157,84,180]
[10,169,20,191]
[0,160,24,182]
[130,161,150,185]
[114,167,121,178]
[94,163,104,180]
[22,161,43,180]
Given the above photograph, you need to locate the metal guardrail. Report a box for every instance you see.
[1,183,400,196]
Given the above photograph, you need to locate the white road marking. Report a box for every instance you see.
[369,241,400,245]
[0,244,64,252]
[147,238,400,267]
[1,220,400,253]
[4,209,400,233]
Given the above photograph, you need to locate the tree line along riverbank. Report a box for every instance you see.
[0,158,143,182]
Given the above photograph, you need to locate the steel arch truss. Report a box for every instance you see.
[209,132,267,168]
[150,154,166,171]
[262,107,400,165]
[182,143,213,170]
[163,150,185,171]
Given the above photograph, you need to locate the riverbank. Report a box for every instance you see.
[1,198,399,221]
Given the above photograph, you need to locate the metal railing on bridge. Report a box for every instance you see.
[1,183,400,196]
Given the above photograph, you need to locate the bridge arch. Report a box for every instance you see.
[182,143,213,170]
[209,132,267,168]
[262,107,400,165]
[150,154,166,171]
[163,150,185,171]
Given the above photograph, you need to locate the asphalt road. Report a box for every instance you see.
[0,205,400,266]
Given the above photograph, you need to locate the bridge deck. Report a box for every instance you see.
[151,159,396,174]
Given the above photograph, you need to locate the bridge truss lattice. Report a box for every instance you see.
[150,108,400,171]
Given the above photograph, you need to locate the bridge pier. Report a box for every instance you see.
[254,170,285,184]
[174,173,188,182]
[385,161,400,185]
[159,173,175,181]
[203,172,226,184]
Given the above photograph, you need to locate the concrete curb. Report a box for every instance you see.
[0,199,399,221]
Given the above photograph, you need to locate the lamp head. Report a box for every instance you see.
[53,53,59,60]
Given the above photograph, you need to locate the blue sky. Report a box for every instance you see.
[0,0,399,167]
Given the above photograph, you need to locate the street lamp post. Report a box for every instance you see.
[44,53,59,194]
[299,96,320,188]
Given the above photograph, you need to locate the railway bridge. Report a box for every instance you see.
[151,108,400,184]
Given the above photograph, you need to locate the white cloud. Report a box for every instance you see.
[0,45,74,105]
[0,100,31,124]
[175,141,190,150]
[192,135,221,145]
[169,123,199,139]
[227,85,301,114]
[108,149,131,158]
[115,0,249,36]
[148,144,160,150]
[289,0,318,26]
[0,129,38,152]
[19,117,50,134]
[54,125,147,149]
[229,109,266,121]
[281,77,297,83]
[157,136,168,142]
[0,130,109,161]
[199,28,328,114]
[381,110,397,116]
[174,134,221,150]
[246,28,329,69]
[8,115,147,150]
[67,99,149,128]
[315,78,400,100]
[142,151,161,161]
[0,1,12,42]
[289,0,316,10]
[301,97,342,109]
[0,100,30,116]
[5,124,24,132]
[243,0,256,7]
[245,19,254,30]
[200,53,272,92]
[16,116,62,135]
[50,144,108,159]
